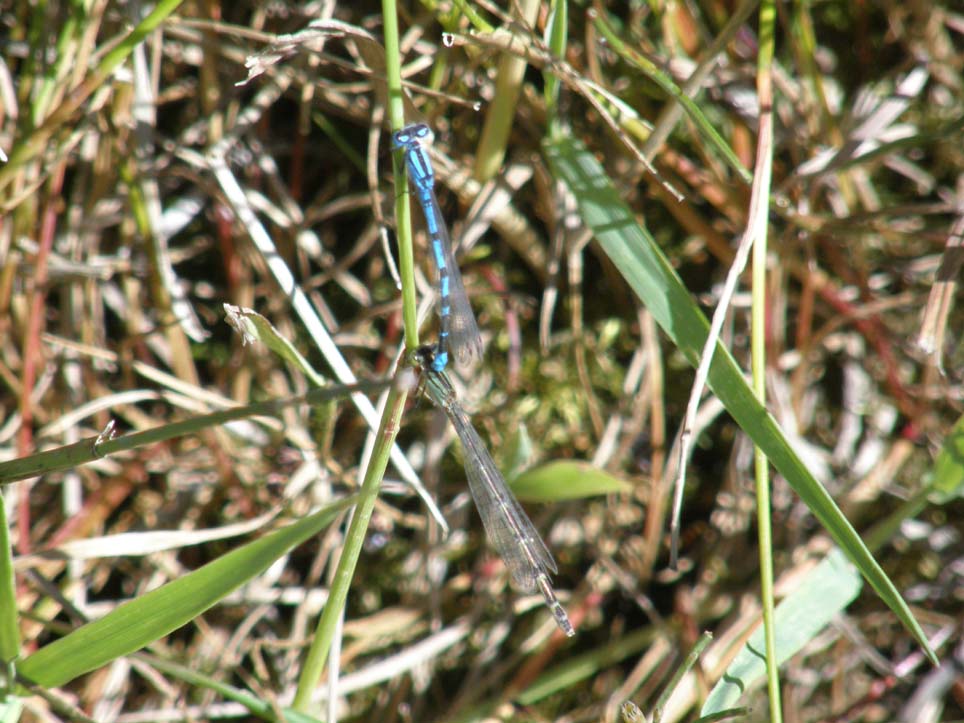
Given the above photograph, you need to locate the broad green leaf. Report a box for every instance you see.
[19,497,355,687]
[702,549,862,715]
[543,134,936,664]
[512,460,632,501]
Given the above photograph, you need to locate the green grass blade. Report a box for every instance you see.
[655,632,714,717]
[517,627,656,705]
[0,495,19,664]
[0,382,386,485]
[543,134,937,665]
[18,497,355,687]
[590,9,752,185]
[141,654,321,723]
[543,0,568,131]
[702,549,862,715]
[292,370,411,711]
[224,304,327,386]
[382,0,419,353]
[449,0,494,33]
[751,2,781,718]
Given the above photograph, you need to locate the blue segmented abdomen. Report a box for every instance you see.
[393,123,483,369]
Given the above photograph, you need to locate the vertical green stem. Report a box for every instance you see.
[382,0,419,353]
[291,2,419,708]
[752,0,781,720]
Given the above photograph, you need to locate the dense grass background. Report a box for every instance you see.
[1,1,963,721]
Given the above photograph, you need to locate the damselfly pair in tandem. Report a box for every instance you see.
[393,123,573,636]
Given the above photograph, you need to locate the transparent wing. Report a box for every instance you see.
[421,187,483,364]
[402,138,482,364]
[444,403,556,590]
[419,366,574,636]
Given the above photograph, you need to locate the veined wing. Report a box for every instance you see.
[418,361,574,636]
[443,403,556,590]
[419,185,483,364]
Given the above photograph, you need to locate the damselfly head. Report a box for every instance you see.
[392,122,434,149]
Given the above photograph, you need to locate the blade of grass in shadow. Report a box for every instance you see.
[453,629,656,721]
[543,0,567,133]
[516,627,657,705]
[29,0,91,125]
[542,133,937,665]
[18,497,356,688]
